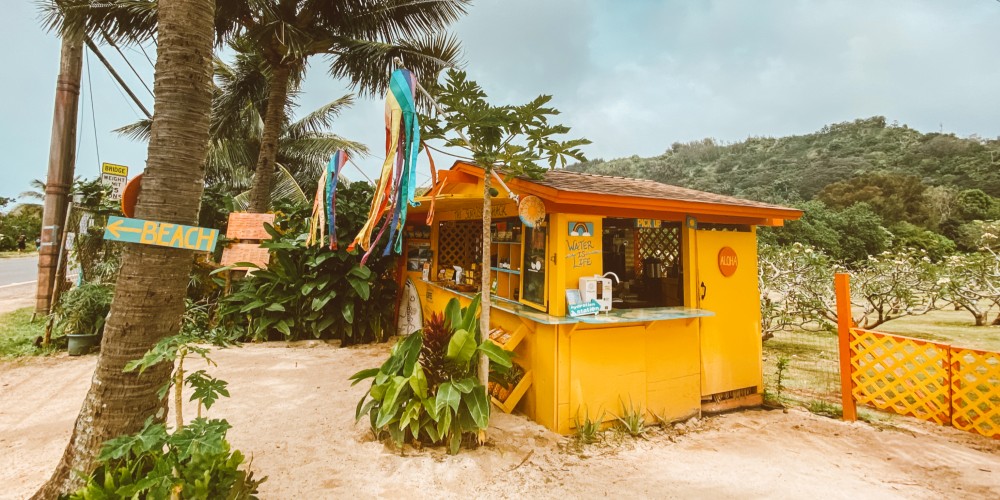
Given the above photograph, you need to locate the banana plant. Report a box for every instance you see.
[351,294,512,454]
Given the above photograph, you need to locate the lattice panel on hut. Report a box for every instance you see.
[437,220,482,272]
[635,224,681,279]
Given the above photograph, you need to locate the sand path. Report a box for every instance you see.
[1,342,998,499]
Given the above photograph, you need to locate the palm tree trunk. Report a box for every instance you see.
[247,63,292,213]
[478,171,492,387]
[33,0,216,496]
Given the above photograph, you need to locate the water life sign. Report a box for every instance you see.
[104,216,219,252]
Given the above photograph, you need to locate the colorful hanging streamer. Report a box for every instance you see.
[308,150,348,249]
[350,69,421,264]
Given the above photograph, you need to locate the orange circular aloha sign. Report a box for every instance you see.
[718,247,738,277]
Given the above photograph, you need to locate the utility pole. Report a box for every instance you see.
[36,31,83,315]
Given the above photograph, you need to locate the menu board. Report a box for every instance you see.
[226,213,276,240]
[220,243,270,270]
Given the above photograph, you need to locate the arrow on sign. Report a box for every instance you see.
[105,218,141,239]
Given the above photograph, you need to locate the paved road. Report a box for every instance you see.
[0,255,37,287]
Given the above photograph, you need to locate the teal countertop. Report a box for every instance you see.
[420,280,713,326]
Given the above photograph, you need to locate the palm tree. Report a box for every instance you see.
[19,179,46,201]
[34,0,217,496]
[43,0,469,213]
[115,46,368,207]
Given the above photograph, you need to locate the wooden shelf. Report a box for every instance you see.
[491,267,520,275]
[491,370,533,414]
[489,324,527,351]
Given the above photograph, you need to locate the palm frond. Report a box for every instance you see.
[114,119,153,142]
[284,94,357,140]
[39,0,158,44]
[231,164,306,211]
[326,32,463,99]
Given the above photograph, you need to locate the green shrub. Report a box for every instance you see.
[216,187,397,345]
[351,294,514,454]
[72,331,263,498]
[53,283,114,336]
[69,418,264,499]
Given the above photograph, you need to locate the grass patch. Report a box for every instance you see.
[0,307,56,359]
[876,309,1000,352]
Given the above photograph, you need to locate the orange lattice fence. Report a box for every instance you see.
[951,347,1000,438]
[849,329,951,426]
[836,273,1000,439]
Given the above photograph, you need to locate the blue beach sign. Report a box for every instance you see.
[104,216,219,252]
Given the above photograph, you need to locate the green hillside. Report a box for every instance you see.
[570,117,1000,262]
[570,116,1000,201]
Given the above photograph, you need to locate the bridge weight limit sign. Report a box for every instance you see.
[100,162,129,201]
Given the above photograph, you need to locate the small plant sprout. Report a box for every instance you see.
[573,407,604,446]
[614,397,647,439]
[773,355,791,405]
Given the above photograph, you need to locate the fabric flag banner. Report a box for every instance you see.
[351,69,422,264]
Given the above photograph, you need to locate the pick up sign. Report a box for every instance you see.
[104,216,219,252]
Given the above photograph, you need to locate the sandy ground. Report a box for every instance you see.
[2,342,999,500]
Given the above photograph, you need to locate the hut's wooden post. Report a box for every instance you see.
[835,273,858,422]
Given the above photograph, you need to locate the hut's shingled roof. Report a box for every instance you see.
[527,169,793,212]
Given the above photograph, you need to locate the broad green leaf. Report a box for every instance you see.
[275,320,291,337]
[446,328,477,367]
[400,333,422,376]
[436,405,452,439]
[355,396,375,422]
[460,293,481,334]
[465,385,490,429]
[435,382,461,415]
[444,297,463,331]
[409,365,428,399]
[349,368,380,386]
[448,425,462,455]
[265,303,285,312]
[370,381,387,401]
[477,341,513,369]
[312,294,334,311]
[376,376,409,428]
[342,302,355,324]
[349,278,371,300]
[452,377,476,394]
[349,265,372,280]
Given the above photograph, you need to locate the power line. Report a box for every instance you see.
[100,31,153,97]
[84,36,152,119]
[138,41,155,68]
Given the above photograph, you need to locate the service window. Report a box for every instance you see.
[520,220,548,310]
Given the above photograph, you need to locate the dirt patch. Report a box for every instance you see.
[1,342,998,499]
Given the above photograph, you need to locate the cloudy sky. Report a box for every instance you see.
[3,0,1000,203]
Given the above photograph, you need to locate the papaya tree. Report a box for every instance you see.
[420,70,589,386]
